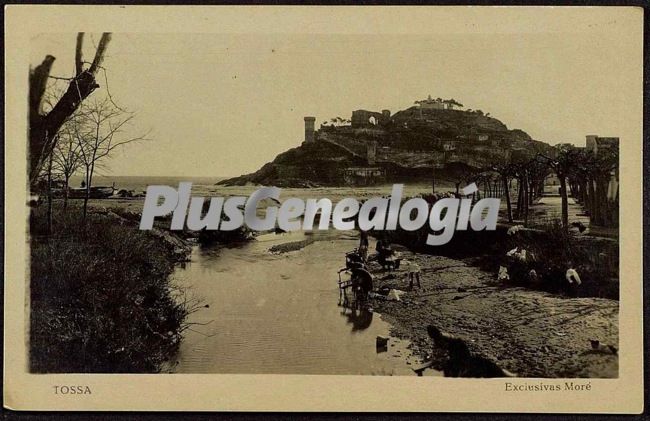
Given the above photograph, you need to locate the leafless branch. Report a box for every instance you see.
[48,75,75,81]
[75,33,84,76]
[89,33,112,75]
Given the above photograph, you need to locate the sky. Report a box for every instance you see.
[30,20,641,177]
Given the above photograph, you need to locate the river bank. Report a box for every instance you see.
[29,203,196,373]
[365,245,619,378]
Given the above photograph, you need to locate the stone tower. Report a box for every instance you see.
[304,116,316,143]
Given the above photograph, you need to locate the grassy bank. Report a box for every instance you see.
[29,205,197,373]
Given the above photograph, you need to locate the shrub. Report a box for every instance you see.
[29,206,196,372]
[499,220,618,298]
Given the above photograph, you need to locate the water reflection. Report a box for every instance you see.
[339,300,374,332]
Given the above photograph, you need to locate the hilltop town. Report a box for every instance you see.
[219,96,553,187]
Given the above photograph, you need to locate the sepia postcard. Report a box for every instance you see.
[3,5,644,413]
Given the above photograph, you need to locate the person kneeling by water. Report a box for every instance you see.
[349,262,374,301]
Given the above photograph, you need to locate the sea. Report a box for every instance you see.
[69,175,226,195]
[68,174,441,202]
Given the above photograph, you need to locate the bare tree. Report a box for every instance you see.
[510,162,529,223]
[566,147,618,227]
[43,134,61,234]
[73,97,148,219]
[29,32,112,187]
[527,158,550,205]
[452,165,480,197]
[474,170,500,200]
[51,121,84,211]
[536,145,582,231]
[489,162,515,222]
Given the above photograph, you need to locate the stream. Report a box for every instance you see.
[172,230,437,375]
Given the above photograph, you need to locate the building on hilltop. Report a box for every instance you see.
[416,95,445,110]
[351,109,391,128]
[414,95,464,111]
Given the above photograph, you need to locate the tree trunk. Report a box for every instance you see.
[594,177,608,226]
[83,168,90,221]
[30,70,101,186]
[522,176,529,226]
[29,33,111,187]
[63,174,70,212]
[502,175,513,223]
[559,174,569,231]
[515,179,523,219]
[588,178,597,222]
[46,151,54,235]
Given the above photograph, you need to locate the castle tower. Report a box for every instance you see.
[304,116,316,143]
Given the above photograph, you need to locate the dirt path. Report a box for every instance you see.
[368,249,619,378]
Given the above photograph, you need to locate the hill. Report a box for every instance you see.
[218,103,552,187]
